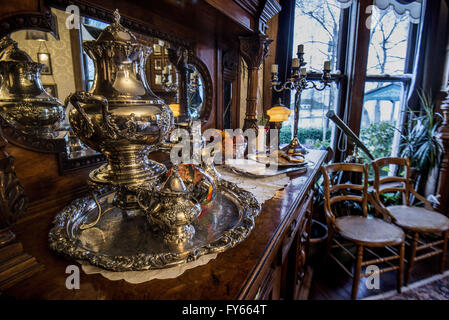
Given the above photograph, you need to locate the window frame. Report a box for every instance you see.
[277,0,422,162]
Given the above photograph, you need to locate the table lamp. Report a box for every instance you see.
[169,103,181,118]
[267,99,291,148]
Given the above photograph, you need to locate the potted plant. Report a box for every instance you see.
[400,91,444,193]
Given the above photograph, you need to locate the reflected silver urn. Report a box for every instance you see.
[0,36,65,136]
[66,10,174,209]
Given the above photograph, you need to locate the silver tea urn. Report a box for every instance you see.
[66,10,174,209]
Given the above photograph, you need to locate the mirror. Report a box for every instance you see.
[1,7,212,174]
[81,22,207,120]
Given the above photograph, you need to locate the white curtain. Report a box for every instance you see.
[336,0,423,23]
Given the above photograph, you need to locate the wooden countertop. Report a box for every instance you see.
[5,149,327,299]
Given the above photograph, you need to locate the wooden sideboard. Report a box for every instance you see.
[3,149,326,300]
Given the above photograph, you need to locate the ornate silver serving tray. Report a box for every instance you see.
[48,180,261,272]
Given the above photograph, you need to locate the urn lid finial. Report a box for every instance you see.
[92,8,137,44]
[161,166,189,194]
[113,9,121,24]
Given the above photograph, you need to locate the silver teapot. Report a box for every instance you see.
[142,165,201,243]
[138,164,217,243]
[0,36,65,136]
[66,10,174,209]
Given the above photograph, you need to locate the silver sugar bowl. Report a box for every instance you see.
[66,10,174,210]
[144,165,201,243]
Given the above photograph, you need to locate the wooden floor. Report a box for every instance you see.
[309,247,449,300]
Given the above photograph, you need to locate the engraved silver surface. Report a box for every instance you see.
[48,180,261,271]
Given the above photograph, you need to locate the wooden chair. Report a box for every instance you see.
[371,157,449,285]
[321,163,405,300]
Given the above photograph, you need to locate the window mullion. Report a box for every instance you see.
[344,0,373,145]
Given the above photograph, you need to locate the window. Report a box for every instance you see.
[360,5,417,161]
[278,0,423,160]
[280,0,349,148]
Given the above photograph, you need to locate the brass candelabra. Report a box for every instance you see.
[271,45,332,155]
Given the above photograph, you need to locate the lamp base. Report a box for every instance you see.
[282,137,308,155]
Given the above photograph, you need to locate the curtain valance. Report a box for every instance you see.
[336,0,423,23]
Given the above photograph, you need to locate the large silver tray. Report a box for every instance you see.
[48,180,261,272]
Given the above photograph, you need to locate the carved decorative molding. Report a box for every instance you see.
[234,0,259,16]
[258,0,282,34]
[239,34,272,133]
[46,0,194,50]
[0,127,43,288]
[0,9,59,40]
[239,33,272,69]
[0,126,27,231]
[234,0,281,34]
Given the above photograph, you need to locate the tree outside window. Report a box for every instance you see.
[282,0,419,160]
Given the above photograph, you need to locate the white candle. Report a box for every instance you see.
[324,60,331,71]
[300,67,307,76]
[298,44,304,54]
[292,58,299,68]
[257,125,266,153]
[156,74,162,85]
[271,64,278,73]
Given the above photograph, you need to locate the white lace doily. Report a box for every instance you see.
[79,253,218,284]
[216,166,290,204]
[79,168,290,284]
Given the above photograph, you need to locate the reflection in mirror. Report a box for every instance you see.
[80,19,206,121]
[186,64,204,120]
[0,7,210,174]
[4,8,104,172]
[0,34,65,138]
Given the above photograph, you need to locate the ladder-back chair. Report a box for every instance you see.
[372,157,449,285]
[322,163,405,300]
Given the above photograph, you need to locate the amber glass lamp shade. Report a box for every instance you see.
[267,103,291,123]
[169,103,181,118]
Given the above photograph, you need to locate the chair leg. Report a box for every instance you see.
[351,245,363,300]
[323,227,334,265]
[397,242,405,293]
[440,231,448,274]
[405,232,419,286]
